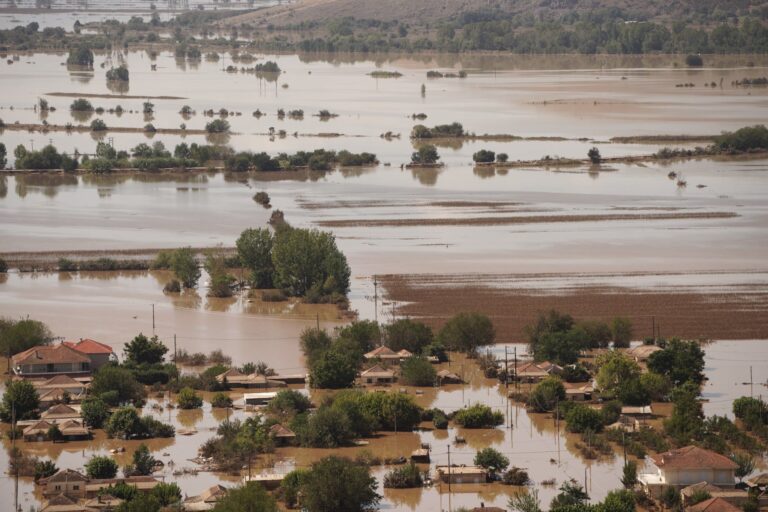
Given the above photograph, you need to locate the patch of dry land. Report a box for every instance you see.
[380,272,768,342]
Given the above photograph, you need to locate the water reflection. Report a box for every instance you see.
[106,80,130,95]
[71,110,94,123]
[410,167,440,186]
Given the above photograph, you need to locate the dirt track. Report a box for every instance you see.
[379,273,768,342]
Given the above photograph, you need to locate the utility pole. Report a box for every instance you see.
[651,316,656,341]
[447,444,452,495]
[152,303,155,334]
[316,313,320,330]
[373,277,378,324]
[173,334,177,379]
[513,346,518,391]
[504,346,509,390]
[13,400,18,512]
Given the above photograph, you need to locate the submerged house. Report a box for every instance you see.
[681,482,749,507]
[40,469,89,499]
[639,446,738,498]
[437,369,462,385]
[687,497,743,512]
[511,361,563,382]
[364,346,411,364]
[269,423,297,446]
[183,485,228,511]
[12,343,92,378]
[63,339,116,370]
[358,365,396,385]
[34,375,89,407]
[435,465,488,484]
[215,368,287,389]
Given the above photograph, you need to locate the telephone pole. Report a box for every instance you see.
[447,444,452,495]
[373,277,378,324]
[504,346,509,390]
[152,303,155,334]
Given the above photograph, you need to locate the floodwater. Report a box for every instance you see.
[1,50,768,510]
[1,343,764,512]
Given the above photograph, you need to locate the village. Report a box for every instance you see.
[2,315,768,512]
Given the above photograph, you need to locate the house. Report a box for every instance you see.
[411,448,430,463]
[564,382,594,401]
[63,339,115,370]
[215,368,287,389]
[745,472,768,490]
[627,344,662,362]
[40,493,93,512]
[358,365,396,385]
[24,419,57,442]
[82,494,124,510]
[12,343,93,378]
[639,446,738,498]
[243,392,278,406]
[511,361,563,382]
[621,405,653,417]
[57,419,90,440]
[606,414,640,432]
[681,482,748,507]
[84,476,160,498]
[41,404,82,421]
[40,469,89,499]
[183,485,228,511]
[437,369,462,384]
[35,375,89,395]
[364,346,408,363]
[269,423,296,446]
[687,497,742,512]
[243,473,284,490]
[435,465,488,484]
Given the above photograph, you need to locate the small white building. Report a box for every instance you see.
[638,446,738,498]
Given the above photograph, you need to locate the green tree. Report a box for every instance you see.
[647,339,706,385]
[639,372,672,402]
[437,312,495,354]
[474,447,509,475]
[126,443,157,476]
[473,149,496,163]
[210,392,233,408]
[205,251,234,298]
[611,317,633,348]
[280,469,309,508]
[298,407,354,448]
[529,376,566,413]
[177,387,203,409]
[621,460,637,488]
[384,319,433,354]
[170,247,200,288]
[383,462,423,488]
[124,333,167,365]
[309,346,358,389]
[236,228,274,288]
[300,327,333,367]
[357,391,421,431]
[91,366,144,405]
[150,482,182,506]
[0,317,53,359]
[588,147,602,164]
[211,481,278,512]
[272,228,351,298]
[0,379,40,422]
[34,460,58,481]
[565,404,603,433]
[509,489,542,512]
[595,352,641,400]
[664,382,704,444]
[454,403,504,428]
[411,144,440,164]
[603,489,636,512]
[336,320,380,354]
[0,143,6,169]
[85,455,118,479]
[731,452,755,482]
[116,493,161,512]
[300,456,380,512]
[80,397,110,428]
[105,407,143,439]
[399,356,437,386]
[551,481,590,510]
[267,389,311,417]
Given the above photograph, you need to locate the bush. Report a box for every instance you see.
[205,119,230,133]
[502,467,530,485]
[685,54,703,67]
[85,455,118,479]
[106,65,129,81]
[565,404,604,433]
[384,462,424,488]
[437,312,495,353]
[176,387,202,409]
[253,191,271,207]
[70,98,93,111]
[496,153,509,163]
[400,357,437,386]
[90,119,107,131]
[163,279,181,293]
[474,447,509,475]
[410,144,440,164]
[588,147,601,163]
[432,409,448,429]
[715,125,768,152]
[454,403,504,428]
[210,392,232,408]
[529,376,566,412]
[143,123,156,133]
[473,149,496,163]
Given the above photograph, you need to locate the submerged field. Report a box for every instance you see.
[2,50,768,511]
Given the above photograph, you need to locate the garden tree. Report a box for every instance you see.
[731,453,755,482]
[105,407,143,438]
[125,443,157,476]
[0,143,6,169]
[664,382,704,444]
[595,352,641,400]
[383,462,424,488]
[90,365,145,405]
[177,387,203,409]
[509,489,542,512]
[271,227,351,299]
[297,407,354,448]
[647,339,706,385]
[0,380,40,422]
[565,404,604,433]
[526,310,587,364]
[267,389,311,417]
[474,447,510,476]
[336,320,380,354]
[610,317,633,348]
[733,396,768,428]
[300,456,380,512]
[328,390,380,437]
[280,469,309,508]
[205,251,234,298]
[309,346,358,389]
[577,320,613,349]
[561,363,591,383]
[47,424,63,442]
[124,333,167,365]
[454,403,504,428]
[210,392,233,408]
[300,327,333,367]
[150,482,182,506]
[384,318,433,354]
[639,372,672,402]
[621,460,637,488]
[410,144,440,164]
[661,486,681,509]
[115,493,162,512]
[357,391,422,431]
[211,481,278,512]
[0,316,53,358]
[502,467,531,485]
[689,490,712,506]
[236,228,274,288]
[399,356,437,386]
[85,455,118,479]
[67,45,94,67]
[588,147,602,164]
[551,481,590,510]
[437,312,496,354]
[602,489,636,512]
[80,397,110,428]
[34,460,58,481]
[170,247,200,288]
[529,376,566,413]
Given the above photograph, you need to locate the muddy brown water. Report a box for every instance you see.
[2,51,768,510]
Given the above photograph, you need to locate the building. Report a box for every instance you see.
[243,392,278,406]
[639,446,738,498]
[40,469,89,499]
[687,497,743,512]
[57,419,90,440]
[435,465,488,484]
[63,339,116,370]
[269,423,296,446]
[41,404,82,421]
[84,476,159,498]
[12,343,92,378]
[40,493,93,512]
[564,382,594,401]
[35,375,88,407]
[82,494,124,510]
[627,344,662,362]
[243,473,285,490]
[511,361,563,382]
[437,369,462,384]
[183,485,228,511]
[24,419,57,442]
[215,368,287,389]
[681,482,749,507]
[364,346,410,363]
[358,365,396,385]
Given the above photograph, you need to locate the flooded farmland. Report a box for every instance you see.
[1,38,768,512]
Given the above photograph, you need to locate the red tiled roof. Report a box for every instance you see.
[63,339,113,355]
[37,375,84,388]
[651,446,738,470]
[365,346,398,358]
[12,344,90,366]
[688,497,742,512]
